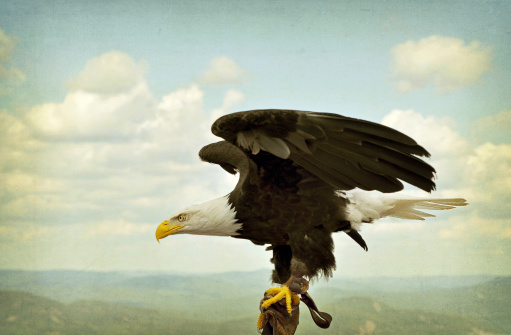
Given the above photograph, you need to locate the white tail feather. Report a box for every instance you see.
[345,191,467,230]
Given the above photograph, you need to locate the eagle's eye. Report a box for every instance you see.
[177,214,186,222]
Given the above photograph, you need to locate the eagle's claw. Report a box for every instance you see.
[261,286,301,314]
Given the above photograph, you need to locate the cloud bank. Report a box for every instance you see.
[0,51,241,248]
[66,51,148,95]
[391,35,492,92]
[198,56,253,85]
[472,110,511,144]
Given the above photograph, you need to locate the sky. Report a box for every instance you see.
[0,0,510,278]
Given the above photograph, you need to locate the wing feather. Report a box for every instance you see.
[210,109,436,193]
[314,142,435,191]
[327,129,431,157]
[309,112,418,146]
[258,135,291,159]
[310,144,405,192]
[290,153,355,190]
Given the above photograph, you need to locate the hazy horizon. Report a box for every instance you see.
[2,271,509,334]
[0,267,505,278]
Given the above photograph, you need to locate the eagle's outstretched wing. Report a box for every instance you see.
[209,109,436,193]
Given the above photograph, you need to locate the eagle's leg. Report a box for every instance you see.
[261,275,306,313]
[257,258,311,329]
[257,277,303,331]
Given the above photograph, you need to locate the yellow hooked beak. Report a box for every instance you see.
[155,221,184,243]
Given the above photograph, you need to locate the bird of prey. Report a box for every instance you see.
[155,109,466,316]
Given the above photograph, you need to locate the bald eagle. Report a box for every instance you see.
[155,109,466,314]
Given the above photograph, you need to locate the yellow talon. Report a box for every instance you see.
[262,286,300,314]
[257,313,264,329]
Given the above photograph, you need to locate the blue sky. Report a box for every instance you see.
[0,0,510,277]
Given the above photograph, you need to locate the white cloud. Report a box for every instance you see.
[198,56,252,85]
[382,109,469,158]
[466,142,511,207]
[0,110,44,172]
[472,110,511,144]
[0,52,240,240]
[25,81,157,141]
[138,83,210,161]
[391,35,492,92]
[0,29,25,95]
[66,51,148,95]
[25,52,158,143]
[474,110,511,131]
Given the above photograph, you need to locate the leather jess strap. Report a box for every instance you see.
[300,292,332,329]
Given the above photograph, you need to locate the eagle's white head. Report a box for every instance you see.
[155,195,240,242]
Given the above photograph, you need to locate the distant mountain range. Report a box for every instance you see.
[1,270,509,334]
